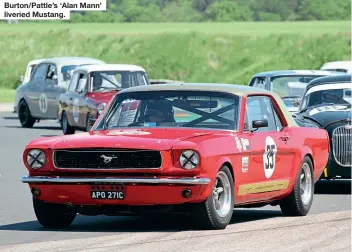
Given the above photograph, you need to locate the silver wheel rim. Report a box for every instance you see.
[300,163,312,205]
[213,171,232,218]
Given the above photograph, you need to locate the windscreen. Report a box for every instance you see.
[271,75,325,98]
[96,90,240,131]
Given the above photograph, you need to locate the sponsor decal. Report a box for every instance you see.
[241,138,250,150]
[309,105,348,116]
[38,93,47,113]
[241,156,249,173]
[234,136,242,151]
[106,130,151,136]
[73,98,80,123]
[263,136,277,179]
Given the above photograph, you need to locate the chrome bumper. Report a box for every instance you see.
[20,176,211,185]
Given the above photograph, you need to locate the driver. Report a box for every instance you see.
[322,89,345,104]
[92,72,103,91]
[144,100,175,123]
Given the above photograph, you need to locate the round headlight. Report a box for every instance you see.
[27,149,46,169]
[180,150,199,170]
[97,103,106,114]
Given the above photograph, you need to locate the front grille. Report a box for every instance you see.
[53,149,162,169]
[332,126,352,167]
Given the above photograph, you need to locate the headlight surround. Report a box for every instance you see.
[97,103,106,114]
[179,150,199,170]
[26,149,46,169]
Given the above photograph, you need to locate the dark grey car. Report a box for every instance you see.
[14,57,105,128]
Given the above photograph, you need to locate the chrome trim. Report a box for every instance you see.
[332,126,352,167]
[52,149,163,170]
[20,176,210,185]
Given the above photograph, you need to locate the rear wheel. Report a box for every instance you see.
[62,111,75,135]
[18,100,36,128]
[33,197,76,228]
[280,156,314,216]
[190,165,234,230]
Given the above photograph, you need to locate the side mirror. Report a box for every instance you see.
[19,75,24,82]
[252,119,268,129]
[88,117,96,126]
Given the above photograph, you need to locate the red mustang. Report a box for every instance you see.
[58,64,150,134]
[21,83,329,230]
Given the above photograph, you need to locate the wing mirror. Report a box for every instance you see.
[252,119,268,129]
[19,75,24,82]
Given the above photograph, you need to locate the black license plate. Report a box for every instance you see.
[91,191,125,200]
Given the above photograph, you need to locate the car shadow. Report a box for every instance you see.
[314,179,351,195]
[2,116,18,120]
[4,125,61,130]
[0,209,281,233]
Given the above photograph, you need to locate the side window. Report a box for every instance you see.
[250,77,266,89]
[76,73,87,93]
[46,64,57,80]
[68,72,79,92]
[270,100,284,131]
[31,64,48,81]
[244,96,277,132]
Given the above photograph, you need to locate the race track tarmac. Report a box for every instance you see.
[0,112,350,251]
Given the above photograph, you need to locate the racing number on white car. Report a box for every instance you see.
[39,93,47,113]
[263,136,277,179]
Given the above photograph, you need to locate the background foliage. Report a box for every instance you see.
[67,0,351,22]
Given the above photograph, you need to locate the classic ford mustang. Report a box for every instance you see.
[294,74,352,179]
[21,83,329,230]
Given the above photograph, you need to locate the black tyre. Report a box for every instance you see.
[62,111,75,135]
[18,100,36,128]
[190,165,234,230]
[280,156,314,216]
[33,197,76,228]
[85,112,93,132]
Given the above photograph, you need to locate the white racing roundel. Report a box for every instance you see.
[73,98,79,123]
[263,136,277,179]
[38,93,47,113]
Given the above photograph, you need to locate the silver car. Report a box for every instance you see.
[14,57,105,128]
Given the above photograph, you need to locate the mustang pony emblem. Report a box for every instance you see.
[100,155,117,164]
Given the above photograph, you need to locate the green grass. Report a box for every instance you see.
[0,21,349,36]
[0,21,350,104]
[0,88,15,103]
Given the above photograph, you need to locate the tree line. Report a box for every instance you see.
[67,0,350,22]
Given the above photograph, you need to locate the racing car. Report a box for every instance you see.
[58,64,150,134]
[20,83,329,230]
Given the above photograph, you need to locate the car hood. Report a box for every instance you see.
[87,91,118,104]
[26,128,216,151]
[297,104,352,128]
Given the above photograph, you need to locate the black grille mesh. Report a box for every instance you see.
[54,149,162,169]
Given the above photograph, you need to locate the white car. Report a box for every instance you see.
[19,58,46,85]
[320,61,352,74]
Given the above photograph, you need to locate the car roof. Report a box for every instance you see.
[39,57,105,66]
[117,82,297,126]
[250,70,340,78]
[306,74,352,90]
[74,64,146,73]
[27,58,46,65]
[320,61,352,69]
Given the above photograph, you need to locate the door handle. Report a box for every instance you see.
[279,135,290,141]
[69,97,73,100]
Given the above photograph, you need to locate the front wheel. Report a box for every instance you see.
[18,100,36,128]
[33,197,76,228]
[190,165,234,230]
[280,156,314,216]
